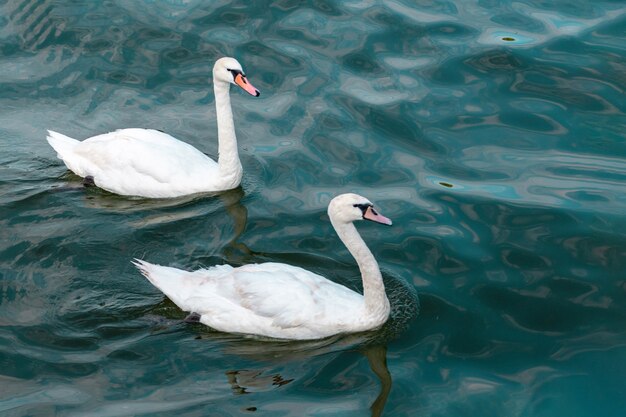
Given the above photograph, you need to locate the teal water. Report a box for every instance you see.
[1,0,625,416]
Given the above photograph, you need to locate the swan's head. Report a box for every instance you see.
[213,57,260,97]
[328,193,392,226]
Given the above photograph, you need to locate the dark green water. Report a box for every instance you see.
[1,1,625,416]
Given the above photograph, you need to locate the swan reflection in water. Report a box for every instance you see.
[194,330,399,416]
[223,345,391,417]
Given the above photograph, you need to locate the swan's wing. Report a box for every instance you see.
[135,260,364,335]
[76,129,217,179]
[227,263,363,329]
[54,129,220,198]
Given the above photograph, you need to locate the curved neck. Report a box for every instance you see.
[213,80,242,184]
[332,220,389,315]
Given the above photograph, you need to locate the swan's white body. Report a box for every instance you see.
[46,57,259,198]
[134,193,393,340]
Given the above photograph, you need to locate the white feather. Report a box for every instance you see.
[134,193,393,340]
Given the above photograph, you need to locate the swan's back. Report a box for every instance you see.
[134,260,370,339]
[48,129,221,197]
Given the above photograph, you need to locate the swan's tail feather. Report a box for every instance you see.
[46,130,79,159]
[133,259,175,289]
[133,259,196,308]
[133,258,153,280]
[133,259,237,315]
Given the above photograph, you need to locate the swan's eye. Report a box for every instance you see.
[227,68,244,77]
[353,203,373,214]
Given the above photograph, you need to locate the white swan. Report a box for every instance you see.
[46,57,260,198]
[134,193,393,340]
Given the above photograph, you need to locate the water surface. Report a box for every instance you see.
[1,1,625,416]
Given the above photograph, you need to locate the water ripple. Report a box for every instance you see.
[1,1,626,416]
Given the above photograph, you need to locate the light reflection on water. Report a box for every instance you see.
[1,0,626,416]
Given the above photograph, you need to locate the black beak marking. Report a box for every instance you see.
[353,203,373,218]
[227,68,245,78]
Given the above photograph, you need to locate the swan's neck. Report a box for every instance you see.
[333,221,390,318]
[214,81,242,187]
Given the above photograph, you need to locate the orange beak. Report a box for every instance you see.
[234,73,260,97]
[363,206,392,226]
